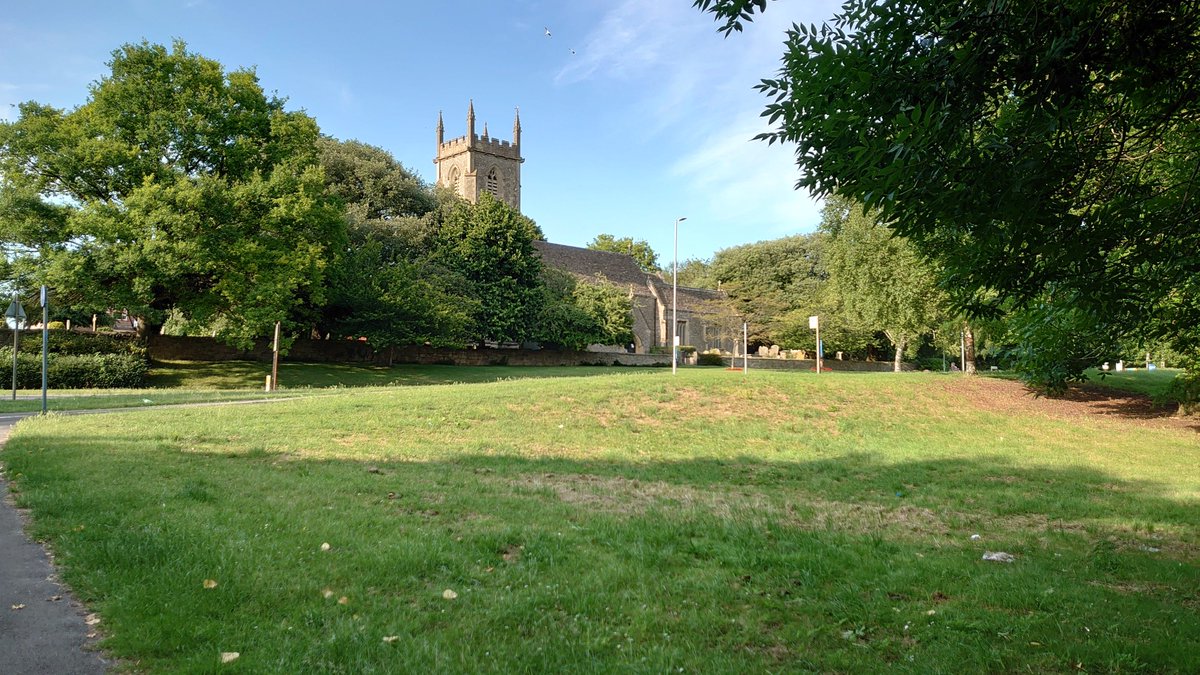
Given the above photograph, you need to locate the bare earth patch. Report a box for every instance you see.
[938,377,1199,433]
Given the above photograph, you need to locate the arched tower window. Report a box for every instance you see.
[448,167,461,194]
[486,167,499,196]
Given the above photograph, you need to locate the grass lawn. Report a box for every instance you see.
[146,359,640,390]
[1085,367,1183,400]
[2,370,1197,672]
[0,361,634,414]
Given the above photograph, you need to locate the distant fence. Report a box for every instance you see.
[148,335,907,371]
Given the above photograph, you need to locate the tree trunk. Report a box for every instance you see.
[893,337,906,372]
[963,322,977,374]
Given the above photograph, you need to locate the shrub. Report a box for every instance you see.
[679,345,697,356]
[6,330,148,361]
[46,321,66,330]
[0,349,148,389]
[1164,370,1199,416]
[696,353,726,367]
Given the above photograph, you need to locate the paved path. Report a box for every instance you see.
[0,413,109,674]
[0,398,303,673]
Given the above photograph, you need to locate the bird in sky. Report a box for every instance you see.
[544,27,552,38]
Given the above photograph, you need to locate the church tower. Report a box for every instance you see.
[434,101,524,212]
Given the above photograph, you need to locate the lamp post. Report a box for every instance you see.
[672,217,687,374]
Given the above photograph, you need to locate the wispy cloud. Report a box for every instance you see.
[553,2,686,86]
[562,0,830,243]
[672,114,822,239]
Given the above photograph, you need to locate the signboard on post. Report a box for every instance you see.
[809,315,822,374]
[5,299,27,330]
[7,296,26,401]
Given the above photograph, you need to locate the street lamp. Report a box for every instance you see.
[672,217,687,374]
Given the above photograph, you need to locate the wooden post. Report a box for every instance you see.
[271,321,281,391]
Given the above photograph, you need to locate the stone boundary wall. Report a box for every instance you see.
[148,335,672,367]
[719,356,913,372]
[149,336,910,372]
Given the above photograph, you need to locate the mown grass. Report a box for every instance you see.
[1085,367,1183,400]
[146,359,644,390]
[0,362,633,413]
[3,370,1197,673]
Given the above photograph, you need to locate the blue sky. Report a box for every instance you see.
[1,0,843,263]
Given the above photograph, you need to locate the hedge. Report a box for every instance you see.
[2,330,148,360]
[0,350,149,389]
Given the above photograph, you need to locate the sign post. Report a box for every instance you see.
[742,322,748,374]
[271,321,281,392]
[6,295,27,400]
[809,315,821,375]
[40,286,48,414]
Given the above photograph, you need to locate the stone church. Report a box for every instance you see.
[434,103,736,355]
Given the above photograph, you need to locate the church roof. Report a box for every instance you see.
[647,278,728,312]
[533,240,729,311]
[533,241,654,295]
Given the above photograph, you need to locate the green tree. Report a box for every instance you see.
[325,228,475,354]
[674,257,717,289]
[696,0,1200,391]
[587,234,661,273]
[317,137,437,222]
[821,196,947,372]
[708,234,825,347]
[535,270,634,350]
[434,193,545,343]
[0,41,343,347]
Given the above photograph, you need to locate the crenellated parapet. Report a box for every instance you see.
[434,102,524,212]
[439,135,523,160]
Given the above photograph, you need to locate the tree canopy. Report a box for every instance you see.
[587,234,661,273]
[0,40,343,346]
[697,0,1200,387]
[820,195,948,371]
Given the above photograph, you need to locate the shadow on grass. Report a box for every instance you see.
[5,440,1198,672]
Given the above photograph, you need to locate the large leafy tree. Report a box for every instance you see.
[434,193,546,344]
[586,234,661,273]
[317,137,474,349]
[0,41,342,346]
[821,196,948,372]
[534,269,634,350]
[696,0,1200,390]
[708,234,826,347]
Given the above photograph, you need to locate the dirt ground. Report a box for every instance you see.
[938,376,1199,433]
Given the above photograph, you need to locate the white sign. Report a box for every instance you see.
[808,315,819,330]
[4,300,26,330]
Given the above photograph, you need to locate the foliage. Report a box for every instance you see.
[708,234,826,347]
[433,194,545,344]
[7,329,148,359]
[318,137,437,222]
[820,196,948,370]
[673,257,717,289]
[1165,371,1200,415]
[534,269,633,350]
[0,41,344,348]
[586,234,661,273]
[697,0,1200,395]
[696,352,726,366]
[992,296,1125,394]
[0,349,148,388]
